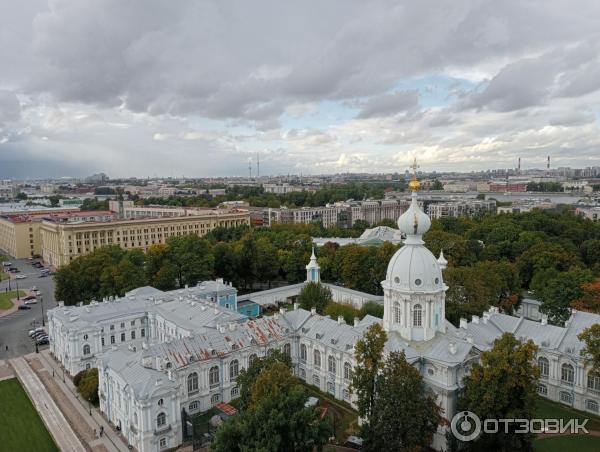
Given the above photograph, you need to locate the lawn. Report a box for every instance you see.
[535,396,600,431]
[0,290,26,310]
[0,378,58,452]
[533,434,600,451]
[0,270,8,281]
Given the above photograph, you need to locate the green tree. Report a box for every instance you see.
[236,350,292,412]
[145,243,177,290]
[167,235,214,287]
[359,301,384,319]
[211,385,331,452]
[351,323,387,420]
[323,302,360,324]
[456,333,539,451]
[76,368,99,405]
[297,282,332,313]
[538,268,593,324]
[213,350,331,452]
[430,178,444,190]
[578,324,600,374]
[363,351,442,452]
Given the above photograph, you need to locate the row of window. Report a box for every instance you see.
[99,328,146,348]
[299,345,353,379]
[538,384,599,413]
[393,302,423,326]
[298,368,351,401]
[538,357,600,390]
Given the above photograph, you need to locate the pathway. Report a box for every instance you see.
[10,356,86,452]
[36,349,131,452]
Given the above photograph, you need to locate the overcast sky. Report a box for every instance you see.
[1,0,600,178]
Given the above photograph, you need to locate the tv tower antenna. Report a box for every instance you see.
[248,158,252,180]
[256,152,260,178]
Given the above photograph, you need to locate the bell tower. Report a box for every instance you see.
[306,247,320,283]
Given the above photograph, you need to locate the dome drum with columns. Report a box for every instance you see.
[382,164,447,341]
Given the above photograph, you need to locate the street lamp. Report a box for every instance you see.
[88,397,92,416]
[15,278,19,300]
[40,296,45,327]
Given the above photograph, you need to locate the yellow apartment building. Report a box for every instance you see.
[40,210,250,268]
[0,216,42,258]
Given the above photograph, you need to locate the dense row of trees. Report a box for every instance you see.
[55,209,600,326]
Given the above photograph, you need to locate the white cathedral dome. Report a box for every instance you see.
[386,245,444,293]
[397,192,431,239]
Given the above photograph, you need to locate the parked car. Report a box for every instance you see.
[15,274,27,279]
[18,305,32,310]
[32,332,47,340]
[24,299,37,305]
[2,261,12,267]
[30,286,37,291]
[34,290,42,296]
[28,327,45,337]
[39,273,49,278]
[9,268,19,273]
[23,295,36,301]
[36,338,49,345]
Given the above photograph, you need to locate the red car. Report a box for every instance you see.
[23,295,37,301]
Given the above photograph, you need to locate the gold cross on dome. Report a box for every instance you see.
[408,157,421,192]
[409,157,419,175]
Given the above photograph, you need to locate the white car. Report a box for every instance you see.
[31,286,37,291]
[24,299,37,305]
[15,274,27,279]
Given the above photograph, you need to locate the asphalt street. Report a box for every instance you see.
[0,258,58,359]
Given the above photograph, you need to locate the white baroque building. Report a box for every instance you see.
[47,181,600,452]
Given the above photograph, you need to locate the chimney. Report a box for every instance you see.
[185,284,188,289]
[293,302,299,310]
[354,317,360,327]
[168,370,174,381]
[471,315,479,324]
[338,315,345,325]
[541,315,548,326]
[466,335,473,344]
[142,342,148,350]
[311,307,317,315]
[459,318,468,329]
[228,322,236,331]
[58,301,64,307]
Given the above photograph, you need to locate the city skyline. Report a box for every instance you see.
[2,1,600,178]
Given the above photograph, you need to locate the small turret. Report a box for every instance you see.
[306,246,320,283]
[437,250,448,270]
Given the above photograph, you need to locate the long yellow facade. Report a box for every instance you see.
[40,211,250,268]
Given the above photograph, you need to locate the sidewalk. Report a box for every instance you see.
[10,356,86,452]
[35,350,131,452]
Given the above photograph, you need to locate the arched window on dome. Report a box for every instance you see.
[413,304,422,327]
[393,302,401,324]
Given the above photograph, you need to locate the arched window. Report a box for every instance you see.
[229,360,239,381]
[538,357,549,378]
[187,372,199,395]
[249,354,257,367]
[313,350,321,369]
[156,412,166,427]
[328,355,336,375]
[83,344,91,355]
[283,343,291,356]
[211,393,220,404]
[538,384,547,395]
[231,387,239,397]
[189,401,200,413]
[413,304,422,327]
[209,366,220,388]
[344,362,353,380]
[587,372,600,392]
[300,344,307,362]
[561,364,574,385]
[393,302,401,324]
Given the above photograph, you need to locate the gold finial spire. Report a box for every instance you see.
[408,157,421,192]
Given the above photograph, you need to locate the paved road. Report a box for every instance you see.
[0,258,57,359]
